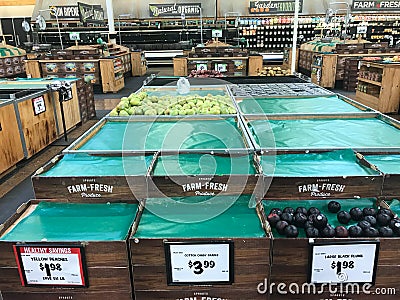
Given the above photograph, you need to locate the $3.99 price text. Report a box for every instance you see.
[188,260,216,275]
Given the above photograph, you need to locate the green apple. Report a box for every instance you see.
[210,107,221,115]
[119,110,129,116]
[135,108,144,115]
[109,108,118,116]
[128,107,135,115]
[130,98,141,106]
[170,109,179,116]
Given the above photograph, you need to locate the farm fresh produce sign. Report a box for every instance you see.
[352,0,400,10]
[249,0,303,14]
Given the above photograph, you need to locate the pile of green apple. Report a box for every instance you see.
[109,91,236,116]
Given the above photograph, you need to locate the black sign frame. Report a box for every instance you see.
[31,95,46,116]
[13,244,89,288]
[352,0,400,11]
[249,0,304,14]
[149,3,202,17]
[164,240,234,286]
[77,2,105,26]
[308,240,380,285]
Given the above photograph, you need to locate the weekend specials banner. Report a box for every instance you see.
[149,3,202,17]
[352,0,400,10]
[249,0,304,14]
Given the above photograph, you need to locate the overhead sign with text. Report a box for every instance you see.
[352,0,400,11]
[13,245,88,287]
[49,6,80,19]
[149,3,202,17]
[249,0,303,14]
[309,241,379,284]
[77,2,105,25]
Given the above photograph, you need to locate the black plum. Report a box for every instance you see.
[363,207,377,217]
[314,214,328,229]
[358,220,371,231]
[364,227,379,237]
[283,207,295,215]
[305,227,319,238]
[276,221,289,235]
[376,213,391,227]
[285,225,299,238]
[350,207,364,221]
[348,225,363,237]
[267,213,280,228]
[328,201,341,213]
[308,207,320,216]
[379,226,393,237]
[337,211,351,224]
[321,225,335,238]
[269,208,283,216]
[293,213,308,228]
[296,207,308,215]
[363,215,377,227]
[335,226,349,238]
[280,212,293,224]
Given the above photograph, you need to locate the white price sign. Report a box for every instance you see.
[32,96,46,115]
[165,242,233,285]
[215,63,227,72]
[196,63,208,71]
[309,242,379,284]
[14,245,88,287]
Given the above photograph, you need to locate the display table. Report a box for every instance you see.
[356,61,400,113]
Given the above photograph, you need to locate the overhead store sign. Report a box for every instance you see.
[352,0,400,10]
[49,6,80,19]
[77,2,105,25]
[149,3,202,17]
[249,0,303,14]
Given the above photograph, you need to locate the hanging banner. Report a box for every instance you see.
[149,3,202,17]
[249,0,303,14]
[352,0,400,11]
[49,6,80,19]
[77,2,105,25]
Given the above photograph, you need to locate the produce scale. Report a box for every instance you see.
[1,76,400,299]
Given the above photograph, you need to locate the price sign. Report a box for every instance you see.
[215,63,227,72]
[357,26,368,34]
[164,241,233,285]
[13,245,88,287]
[212,29,223,38]
[196,63,208,71]
[69,32,80,41]
[32,96,46,115]
[308,241,379,284]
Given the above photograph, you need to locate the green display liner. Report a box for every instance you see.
[153,154,256,176]
[238,96,363,114]
[249,118,400,149]
[263,198,377,238]
[0,202,138,241]
[40,154,153,177]
[266,149,379,177]
[134,195,265,238]
[78,119,246,151]
[364,155,400,174]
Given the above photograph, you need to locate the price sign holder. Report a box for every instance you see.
[31,95,46,116]
[164,241,234,285]
[13,244,89,288]
[308,240,380,284]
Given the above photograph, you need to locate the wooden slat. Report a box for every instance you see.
[0,102,24,175]
[0,0,35,5]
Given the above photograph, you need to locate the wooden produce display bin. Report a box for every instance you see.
[0,44,27,78]
[362,153,400,199]
[264,198,400,300]
[356,61,400,113]
[0,99,24,176]
[32,153,150,202]
[260,149,383,200]
[100,58,125,93]
[173,56,187,76]
[244,113,400,152]
[248,55,263,76]
[147,151,263,198]
[234,94,372,115]
[12,89,57,159]
[0,200,138,300]
[131,51,147,76]
[130,196,270,300]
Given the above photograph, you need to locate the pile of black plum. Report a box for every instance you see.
[267,201,400,238]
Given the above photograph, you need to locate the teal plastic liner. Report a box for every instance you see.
[134,195,265,238]
[0,78,77,90]
[79,119,246,151]
[239,96,362,114]
[364,155,400,174]
[0,202,138,241]
[266,149,379,177]
[154,154,256,176]
[263,198,377,238]
[40,154,152,177]
[250,118,400,149]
